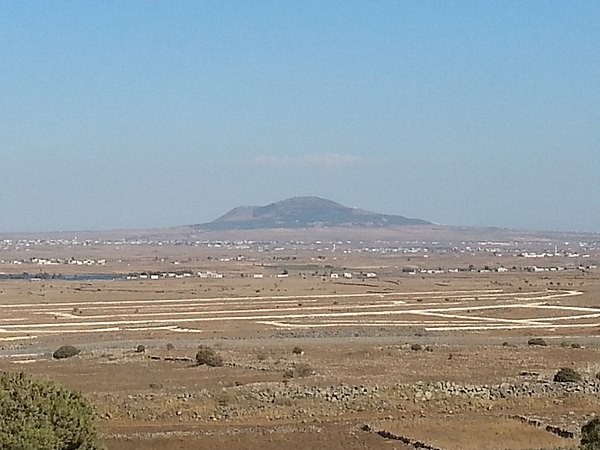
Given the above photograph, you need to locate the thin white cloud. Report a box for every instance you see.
[253,153,364,168]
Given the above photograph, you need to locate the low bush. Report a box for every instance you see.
[581,417,600,450]
[282,364,313,380]
[554,367,582,383]
[295,364,313,377]
[292,346,304,355]
[52,345,80,359]
[0,372,103,449]
[527,338,547,347]
[195,346,223,367]
[410,343,423,351]
[135,344,146,353]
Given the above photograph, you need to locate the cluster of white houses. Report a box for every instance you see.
[124,269,378,281]
[4,257,106,266]
[520,252,590,258]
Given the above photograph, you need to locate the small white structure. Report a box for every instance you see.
[198,271,224,278]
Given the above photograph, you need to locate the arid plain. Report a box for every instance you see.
[1,227,599,449]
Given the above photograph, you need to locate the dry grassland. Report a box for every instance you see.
[0,239,599,449]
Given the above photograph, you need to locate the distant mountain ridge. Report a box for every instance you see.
[195,196,431,230]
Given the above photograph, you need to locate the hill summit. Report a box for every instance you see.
[196,197,430,230]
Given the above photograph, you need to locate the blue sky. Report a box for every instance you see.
[1,1,598,232]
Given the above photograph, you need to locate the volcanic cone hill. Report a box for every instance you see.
[195,196,431,230]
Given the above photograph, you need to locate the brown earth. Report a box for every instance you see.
[0,238,599,449]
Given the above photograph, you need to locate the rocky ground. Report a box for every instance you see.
[1,269,600,449]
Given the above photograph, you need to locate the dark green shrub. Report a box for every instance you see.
[554,367,582,383]
[527,338,547,347]
[195,346,223,367]
[410,343,423,351]
[135,344,146,353]
[166,343,175,351]
[292,346,304,355]
[52,345,80,359]
[0,372,103,449]
[581,417,600,449]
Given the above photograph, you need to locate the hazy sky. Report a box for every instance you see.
[1,1,599,233]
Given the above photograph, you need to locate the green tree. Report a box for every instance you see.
[581,417,600,449]
[554,367,582,383]
[195,345,223,367]
[52,345,80,359]
[0,372,103,449]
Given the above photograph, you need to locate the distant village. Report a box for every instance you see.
[0,236,598,281]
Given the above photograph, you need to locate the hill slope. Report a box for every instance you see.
[195,197,431,230]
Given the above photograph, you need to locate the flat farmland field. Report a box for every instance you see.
[1,237,599,449]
